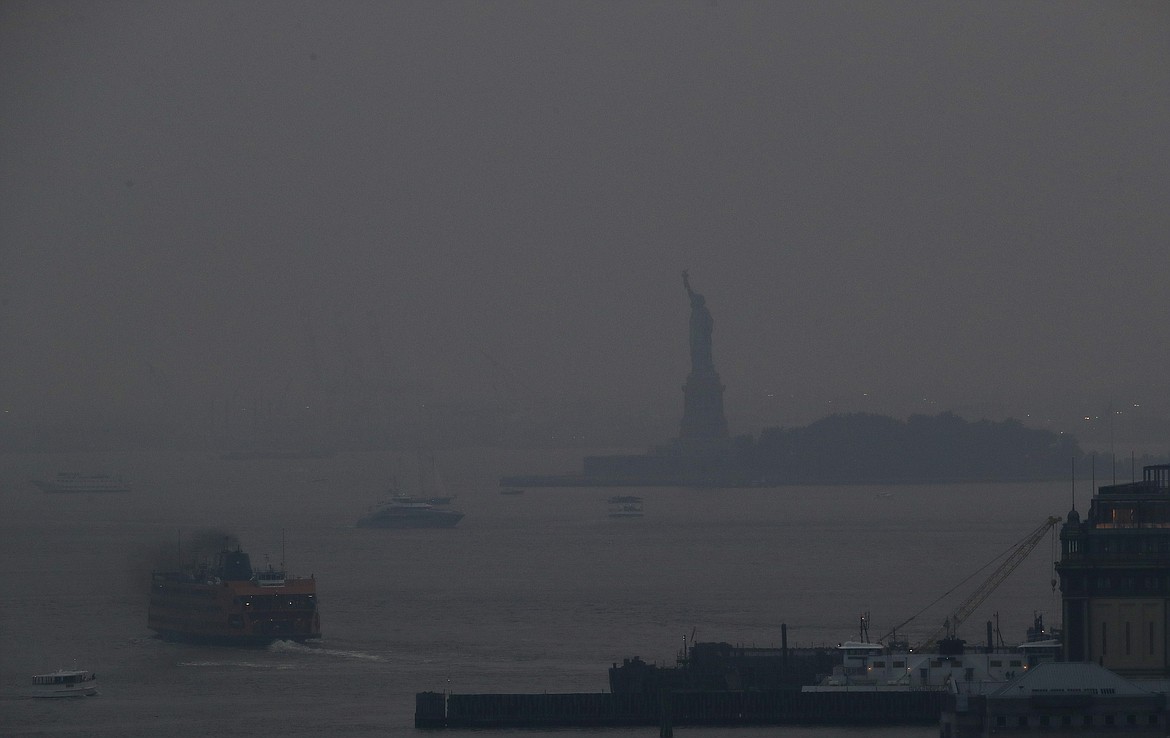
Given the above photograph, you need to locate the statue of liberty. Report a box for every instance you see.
[682,270,715,374]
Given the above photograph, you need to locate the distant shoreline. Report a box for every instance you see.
[500,411,1169,489]
[498,474,1081,488]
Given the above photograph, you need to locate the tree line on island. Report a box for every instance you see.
[730,412,1165,485]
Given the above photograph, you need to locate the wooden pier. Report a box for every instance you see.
[415,689,945,729]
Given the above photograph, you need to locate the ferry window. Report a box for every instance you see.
[873,660,885,667]
[1039,715,1050,727]
[1082,715,1092,726]
[1105,714,1115,726]
[1061,715,1071,727]
[1127,715,1137,726]
[1009,660,1022,667]
[964,668,974,682]
[893,660,905,668]
[1017,716,1028,727]
[995,717,1006,728]
[990,660,1002,667]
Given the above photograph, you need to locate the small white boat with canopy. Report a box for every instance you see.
[31,669,98,697]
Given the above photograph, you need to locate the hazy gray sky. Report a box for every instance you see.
[2,1,1168,443]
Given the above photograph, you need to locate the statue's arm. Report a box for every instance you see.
[682,270,693,297]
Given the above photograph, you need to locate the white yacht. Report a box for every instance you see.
[32,473,130,493]
[356,496,464,529]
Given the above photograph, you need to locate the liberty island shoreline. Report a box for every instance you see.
[499,273,1144,489]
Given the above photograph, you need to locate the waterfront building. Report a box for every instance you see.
[940,661,1165,737]
[1056,465,1170,678]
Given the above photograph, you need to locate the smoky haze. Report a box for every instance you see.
[2,2,1168,451]
[126,528,240,598]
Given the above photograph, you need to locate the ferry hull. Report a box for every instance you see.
[152,629,319,647]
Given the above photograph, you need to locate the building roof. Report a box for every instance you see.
[990,662,1151,699]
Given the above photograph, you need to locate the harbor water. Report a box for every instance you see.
[0,447,1072,737]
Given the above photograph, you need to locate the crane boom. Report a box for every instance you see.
[920,516,1062,650]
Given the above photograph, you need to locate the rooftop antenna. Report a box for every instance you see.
[1110,402,1116,484]
[1070,457,1076,512]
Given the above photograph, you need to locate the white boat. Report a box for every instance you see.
[608,495,644,518]
[802,638,1061,693]
[358,455,464,528]
[390,492,457,506]
[32,473,130,493]
[356,497,464,529]
[30,669,98,697]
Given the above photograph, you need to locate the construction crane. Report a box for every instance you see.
[918,515,1063,651]
[880,516,1064,650]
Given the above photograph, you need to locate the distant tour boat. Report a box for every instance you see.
[607,495,644,518]
[31,669,98,698]
[32,473,130,493]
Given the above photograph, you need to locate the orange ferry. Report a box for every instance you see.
[148,546,320,645]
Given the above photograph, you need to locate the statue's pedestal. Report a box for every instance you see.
[679,369,729,442]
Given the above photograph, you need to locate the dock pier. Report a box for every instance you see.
[415,689,945,729]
